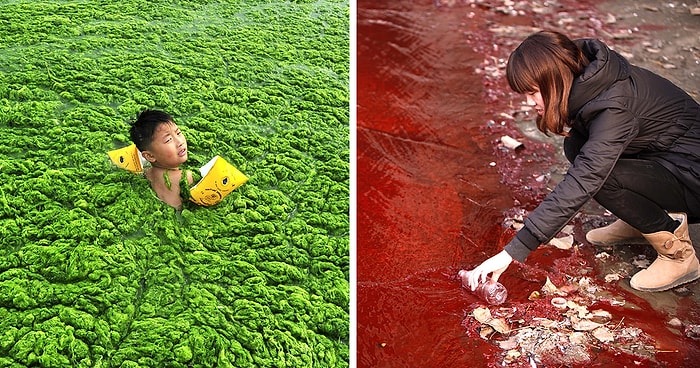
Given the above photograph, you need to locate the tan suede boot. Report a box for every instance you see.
[630,213,700,292]
[586,219,648,246]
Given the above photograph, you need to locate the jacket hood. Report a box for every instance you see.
[568,39,631,119]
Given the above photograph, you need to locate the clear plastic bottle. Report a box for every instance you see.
[458,270,508,305]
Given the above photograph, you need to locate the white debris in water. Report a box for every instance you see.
[549,234,574,250]
[604,273,621,282]
[631,256,651,269]
[465,273,656,366]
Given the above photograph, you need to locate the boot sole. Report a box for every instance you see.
[630,270,700,292]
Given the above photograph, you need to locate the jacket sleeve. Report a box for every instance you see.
[504,104,639,262]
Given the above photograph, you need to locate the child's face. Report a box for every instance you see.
[143,122,188,169]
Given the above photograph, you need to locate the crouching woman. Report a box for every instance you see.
[467,31,700,293]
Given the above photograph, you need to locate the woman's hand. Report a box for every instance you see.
[467,250,513,291]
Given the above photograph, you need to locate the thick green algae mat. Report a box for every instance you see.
[0,0,349,367]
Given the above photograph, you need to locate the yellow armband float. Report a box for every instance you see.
[189,156,248,206]
[107,144,146,174]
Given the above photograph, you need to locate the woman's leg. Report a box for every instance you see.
[596,158,700,291]
[593,158,690,233]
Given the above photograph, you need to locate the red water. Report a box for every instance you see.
[356,1,700,367]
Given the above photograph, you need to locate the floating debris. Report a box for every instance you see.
[592,326,615,343]
[541,276,562,295]
[604,13,617,24]
[503,349,521,364]
[504,210,526,230]
[551,297,567,309]
[631,255,651,269]
[661,62,677,69]
[498,112,515,120]
[685,325,700,339]
[609,298,626,307]
[472,307,511,334]
[672,286,693,297]
[501,135,524,150]
[589,309,613,324]
[667,317,683,328]
[464,276,658,366]
[549,234,574,249]
[604,273,621,283]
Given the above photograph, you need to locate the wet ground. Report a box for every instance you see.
[356,0,700,367]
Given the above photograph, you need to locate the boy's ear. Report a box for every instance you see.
[141,150,157,163]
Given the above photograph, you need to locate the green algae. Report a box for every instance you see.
[0,0,349,366]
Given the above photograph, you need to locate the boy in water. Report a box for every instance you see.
[129,109,194,209]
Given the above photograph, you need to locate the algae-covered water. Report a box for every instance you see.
[0,0,349,366]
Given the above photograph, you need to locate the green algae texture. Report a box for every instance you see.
[0,0,349,367]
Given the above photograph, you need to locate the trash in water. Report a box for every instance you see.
[549,234,574,250]
[472,306,511,334]
[463,275,658,366]
[500,135,524,150]
[550,297,567,309]
[459,270,508,305]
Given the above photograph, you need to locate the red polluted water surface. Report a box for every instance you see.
[357,0,700,367]
[356,1,514,366]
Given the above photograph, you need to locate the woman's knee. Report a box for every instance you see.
[593,174,621,206]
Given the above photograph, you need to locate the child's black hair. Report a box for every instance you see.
[129,109,174,151]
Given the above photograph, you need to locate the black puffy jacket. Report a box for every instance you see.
[505,38,700,263]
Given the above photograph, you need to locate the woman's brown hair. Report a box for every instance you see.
[506,31,589,136]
